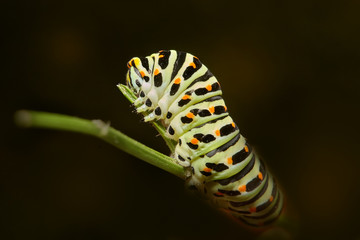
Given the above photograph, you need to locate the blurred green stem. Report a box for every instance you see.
[14,110,186,179]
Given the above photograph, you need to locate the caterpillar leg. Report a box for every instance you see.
[143,112,156,122]
[133,97,144,106]
[136,104,149,113]
[175,152,191,167]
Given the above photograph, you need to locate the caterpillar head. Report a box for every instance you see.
[126,57,144,94]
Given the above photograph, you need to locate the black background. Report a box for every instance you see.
[2,0,360,239]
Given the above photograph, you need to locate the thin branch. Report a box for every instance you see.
[14,110,186,179]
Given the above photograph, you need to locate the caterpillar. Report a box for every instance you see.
[124,50,284,226]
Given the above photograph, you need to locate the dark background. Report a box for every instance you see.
[2,0,360,239]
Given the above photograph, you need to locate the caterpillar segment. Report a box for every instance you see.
[125,50,284,226]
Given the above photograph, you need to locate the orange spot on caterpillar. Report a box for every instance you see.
[224,105,227,111]
[159,54,164,58]
[231,122,235,128]
[227,157,233,165]
[239,185,246,192]
[194,56,199,60]
[140,71,145,77]
[154,69,160,75]
[250,207,257,213]
[182,95,191,100]
[191,138,199,144]
[206,85,212,91]
[244,146,249,152]
[189,62,196,68]
[269,196,274,202]
[215,130,220,136]
[209,106,215,113]
[127,63,131,68]
[258,172,263,180]
[186,112,194,118]
[174,78,181,84]
[215,191,224,195]
[203,167,211,172]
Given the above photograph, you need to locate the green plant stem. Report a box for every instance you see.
[14,110,186,179]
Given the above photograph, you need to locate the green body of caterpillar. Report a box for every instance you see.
[125,50,283,226]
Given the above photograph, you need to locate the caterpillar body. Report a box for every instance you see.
[125,50,284,226]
